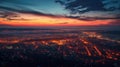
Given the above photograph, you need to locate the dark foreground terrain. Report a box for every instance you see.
[0,27,120,67]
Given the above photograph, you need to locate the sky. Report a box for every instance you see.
[0,0,120,26]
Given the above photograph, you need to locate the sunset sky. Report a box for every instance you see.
[0,0,120,26]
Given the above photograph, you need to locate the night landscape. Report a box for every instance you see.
[0,0,120,67]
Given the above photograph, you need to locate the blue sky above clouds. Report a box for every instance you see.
[0,0,120,21]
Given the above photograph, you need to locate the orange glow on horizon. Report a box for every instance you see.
[0,13,115,26]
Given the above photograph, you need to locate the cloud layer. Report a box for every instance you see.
[56,0,120,20]
[56,0,120,13]
[0,0,120,26]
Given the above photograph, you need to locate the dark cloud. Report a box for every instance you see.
[0,6,43,15]
[0,9,19,18]
[56,0,120,20]
[0,0,63,19]
[0,6,64,20]
[6,18,32,21]
[67,16,95,21]
[56,0,120,13]
[67,15,120,21]
[0,0,67,18]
